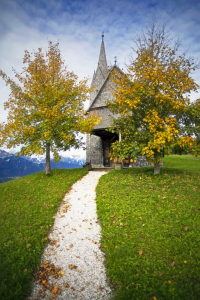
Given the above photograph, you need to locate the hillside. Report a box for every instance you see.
[0,150,86,183]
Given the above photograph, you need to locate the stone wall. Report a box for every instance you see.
[130,156,150,167]
[86,134,103,167]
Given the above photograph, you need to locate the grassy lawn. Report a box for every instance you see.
[96,155,200,300]
[0,168,87,300]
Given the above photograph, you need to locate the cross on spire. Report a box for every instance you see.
[102,32,104,42]
[114,56,117,65]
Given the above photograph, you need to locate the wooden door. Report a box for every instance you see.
[103,139,110,167]
[123,156,130,167]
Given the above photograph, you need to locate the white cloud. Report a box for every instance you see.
[1,0,200,158]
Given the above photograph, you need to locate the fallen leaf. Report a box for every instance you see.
[169,261,175,267]
[52,285,59,294]
[64,282,69,288]
[26,244,31,248]
[70,244,73,248]
[78,270,82,273]
[137,249,143,255]
[81,287,85,291]
[135,273,139,277]
[158,271,163,277]
[68,264,77,270]
[37,289,45,297]
[71,287,74,291]
[98,286,103,291]
[66,248,69,250]
[183,227,188,231]
[60,270,65,275]
[47,284,53,291]
[42,280,48,287]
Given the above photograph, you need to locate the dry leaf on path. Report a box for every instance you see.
[37,289,45,297]
[137,249,143,255]
[52,285,59,294]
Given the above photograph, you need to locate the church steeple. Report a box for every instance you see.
[90,34,109,104]
[97,32,108,78]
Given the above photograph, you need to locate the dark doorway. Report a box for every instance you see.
[92,129,118,167]
[103,139,111,167]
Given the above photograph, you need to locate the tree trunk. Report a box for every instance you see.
[46,142,51,174]
[154,163,160,175]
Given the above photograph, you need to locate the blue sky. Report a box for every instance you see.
[1,0,200,157]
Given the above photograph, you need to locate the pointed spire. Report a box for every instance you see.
[97,33,108,78]
[90,34,109,104]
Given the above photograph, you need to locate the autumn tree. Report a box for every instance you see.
[108,22,199,174]
[0,42,100,174]
[176,98,200,155]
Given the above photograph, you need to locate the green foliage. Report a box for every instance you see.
[96,155,200,299]
[0,168,87,300]
[0,42,100,173]
[108,22,199,172]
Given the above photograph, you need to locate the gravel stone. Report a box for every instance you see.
[29,171,114,300]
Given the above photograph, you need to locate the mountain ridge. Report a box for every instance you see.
[0,150,86,183]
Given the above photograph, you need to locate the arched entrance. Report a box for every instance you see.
[92,129,118,167]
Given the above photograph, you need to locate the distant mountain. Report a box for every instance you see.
[0,150,86,183]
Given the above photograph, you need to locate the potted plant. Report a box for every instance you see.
[83,162,92,171]
[114,162,122,170]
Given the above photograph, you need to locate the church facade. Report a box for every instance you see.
[86,36,149,168]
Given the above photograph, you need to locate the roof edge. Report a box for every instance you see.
[87,65,124,112]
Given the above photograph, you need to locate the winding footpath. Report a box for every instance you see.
[29,171,113,300]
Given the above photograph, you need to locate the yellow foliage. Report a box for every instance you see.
[0,41,101,165]
[108,24,199,166]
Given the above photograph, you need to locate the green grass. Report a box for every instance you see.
[96,155,200,300]
[0,168,87,300]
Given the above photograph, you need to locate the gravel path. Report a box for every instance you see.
[29,171,113,300]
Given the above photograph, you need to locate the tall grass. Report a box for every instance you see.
[0,168,87,300]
